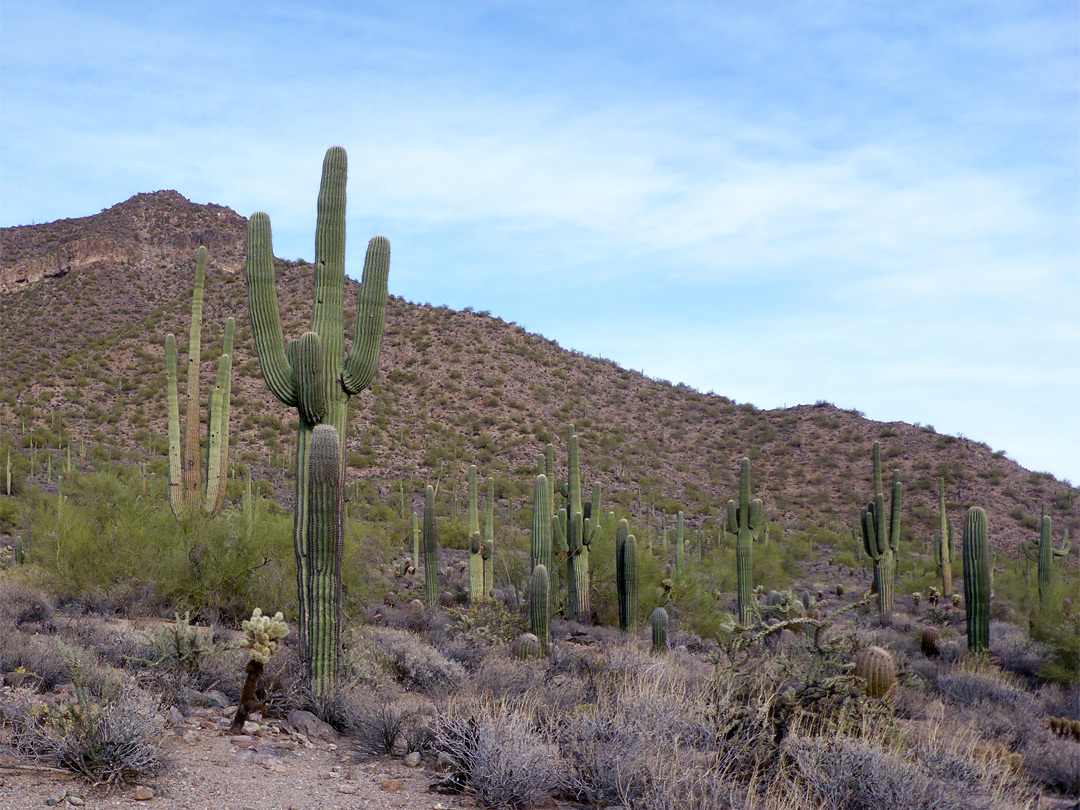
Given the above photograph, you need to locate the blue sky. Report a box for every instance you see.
[2,1,1078,483]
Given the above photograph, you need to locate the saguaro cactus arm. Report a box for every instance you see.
[246,213,298,406]
[341,237,391,395]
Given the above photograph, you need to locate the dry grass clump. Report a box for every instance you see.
[352,626,464,694]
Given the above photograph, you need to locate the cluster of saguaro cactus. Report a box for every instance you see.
[423,485,438,610]
[934,478,954,598]
[616,519,639,632]
[165,246,234,520]
[1024,507,1070,604]
[245,146,389,691]
[728,457,764,625]
[860,442,902,622]
[963,506,991,652]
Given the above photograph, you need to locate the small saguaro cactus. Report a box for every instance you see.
[728,457,764,626]
[165,246,235,520]
[617,523,639,633]
[483,476,495,599]
[423,485,438,610]
[934,478,954,598]
[412,512,420,570]
[1024,508,1070,604]
[651,607,669,653]
[13,535,24,566]
[674,511,685,577]
[962,506,991,653]
[246,146,390,669]
[530,564,550,647]
[860,442,902,622]
[854,646,898,701]
[467,465,484,601]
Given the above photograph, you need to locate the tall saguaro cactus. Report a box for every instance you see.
[934,478,953,598]
[532,474,552,574]
[860,442,902,622]
[483,475,495,599]
[1024,508,1070,604]
[963,506,991,652]
[728,457,764,626]
[246,147,390,668]
[616,519,638,633]
[562,425,599,623]
[674,511,685,577]
[423,485,438,610]
[165,246,234,520]
[467,465,484,601]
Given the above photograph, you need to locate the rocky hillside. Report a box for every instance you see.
[1,193,1076,556]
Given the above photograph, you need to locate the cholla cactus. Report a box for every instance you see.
[241,608,289,664]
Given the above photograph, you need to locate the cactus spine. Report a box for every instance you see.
[962,506,991,652]
[1023,508,1070,604]
[860,442,901,622]
[467,465,484,601]
[934,478,953,598]
[305,424,344,695]
[728,458,764,625]
[483,476,495,599]
[423,485,438,610]
[245,147,389,669]
[651,606,668,652]
[165,246,234,520]
[530,564,550,646]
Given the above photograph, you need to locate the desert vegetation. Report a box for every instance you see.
[1,150,1077,808]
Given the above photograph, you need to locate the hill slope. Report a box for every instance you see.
[1,193,1076,556]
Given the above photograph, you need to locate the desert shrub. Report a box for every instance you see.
[354,626,464,694]
[1,642,165,786]
[0,579,55,629]
[435,695,560,810]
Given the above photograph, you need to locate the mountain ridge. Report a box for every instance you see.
[1,192,1076,558]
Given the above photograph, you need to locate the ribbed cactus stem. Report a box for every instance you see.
[564,426,593,622]
[674,511,685,577]
[532,475,552,574]
[651,607,668,652]
[483,476,495,599]
[165,247,234,520]
[530,564,550,646]
[412,512,420,570]
[963,506,991,652]
[467,465,483,601]
[618,525,639,633]
[934,478,953,598]
[860,442,901,622]
[14,535,24,566]
[305,424,343,695]
[729,457,763,625]
[245,147,389,684]
[616,519,628,630]
[423,485,438,610]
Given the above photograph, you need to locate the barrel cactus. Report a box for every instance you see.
[245,147,389,681]
[854,645,897,700]
[165,246,234,520]
[651,607,669,653]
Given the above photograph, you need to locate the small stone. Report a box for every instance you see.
[67,797,85,807]
[242,721,260,735]
[134,785,155,801]
[380,779,404,792]
[402,751,422,767]
[338,784,358,795]
[204,690,230,709]
[436,751,455,771]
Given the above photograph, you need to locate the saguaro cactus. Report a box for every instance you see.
[728,457,764,625]
[532,474,552,574]
[1024,509,1070,604]
[305,424,344,695]
[165,246,234,520]
[483,475,495,599]
[674,511,685,577]
[651,607,669,652]
[423,485,438,610]
[467,465,484,601]
[963,506,991,652]
[934,478,954,598]
[861,442,902,622]
[561,425,599,622]
[616,520,638,633]
[246,147,389,667]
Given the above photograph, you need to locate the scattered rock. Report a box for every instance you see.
[204,690,230,709]
[436,751,455,772]
[402,751,422,767]
[67,797,85,807]
[285,710,338,743]
[338,784,358,794]
[380,779,403,792]
[134,785,155,801]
